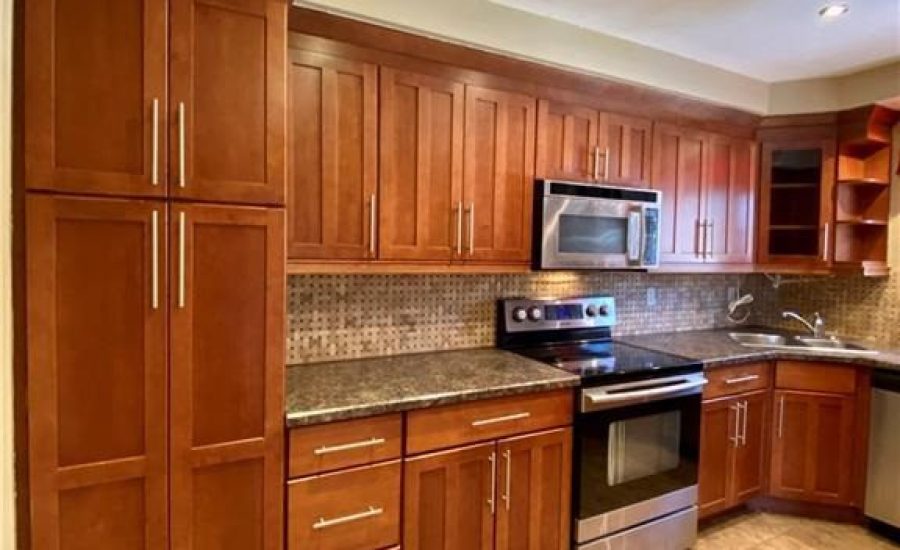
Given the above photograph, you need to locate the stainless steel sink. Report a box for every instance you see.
[728,332,878,356]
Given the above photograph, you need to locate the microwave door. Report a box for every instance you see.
[543,196,631,269]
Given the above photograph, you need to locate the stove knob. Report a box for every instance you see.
[511,307,527,323]
[585,305,597,317]
[527,306,543,321]
[596,305,609,316]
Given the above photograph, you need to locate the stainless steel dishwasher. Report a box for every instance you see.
[865,369,900,538]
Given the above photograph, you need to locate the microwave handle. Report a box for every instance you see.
[627,209,642,263]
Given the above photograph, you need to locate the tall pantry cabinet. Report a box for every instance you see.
[22,1,287,549]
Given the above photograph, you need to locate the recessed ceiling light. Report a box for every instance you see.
[818,3,849,19]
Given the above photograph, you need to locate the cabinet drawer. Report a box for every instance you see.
[288,414,402,478]
[288,460,401,550]
[704,362,771,399]
[406,390,573,455]
[776,361,857,394]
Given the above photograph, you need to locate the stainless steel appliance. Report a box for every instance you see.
[865,369,900,540]
[497,295,704,550]
[533,180,661,270]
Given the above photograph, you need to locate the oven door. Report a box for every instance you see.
[573,374,704,545]
[540,194,644,269]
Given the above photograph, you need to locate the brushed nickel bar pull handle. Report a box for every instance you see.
[369,194,377,256]
[151,210,159,309]
[707,220,714,258]
[604,146,611,180]
[725,374,760,385]
[778,395,785,439]
[313,437,386,456]
[823,222,830,262]
[593,146,600,180]
[151,98,159,185]
[740,400,748,446]
[730,403,740,447]
[471,412,531,427]
[178,102,186,188]
[178,211,186,309]
[695,219,702,259]
[312,506,383,530]
[455,201,463,256]
[488,451,496,515]
[502,449,511,511]
[468,203,475,256]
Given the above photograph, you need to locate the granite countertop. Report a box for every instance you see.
[284,348,580,427]
[619,327,900,372]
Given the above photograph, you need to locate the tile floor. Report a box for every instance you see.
[696,511,899,549]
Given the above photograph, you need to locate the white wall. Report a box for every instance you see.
[0,0,14,545]
[769,62,900,115]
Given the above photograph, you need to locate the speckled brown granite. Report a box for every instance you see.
[620,328,900,372]
[284,349,579,427]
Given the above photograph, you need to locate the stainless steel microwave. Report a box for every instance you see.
[533,180,661,270]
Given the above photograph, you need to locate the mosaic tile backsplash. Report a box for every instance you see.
[287,273,745,364]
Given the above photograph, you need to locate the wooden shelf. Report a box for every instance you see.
[769,225,819,230]
[835,219,888,226]
[771,182,819,189]
[837,178,889,186]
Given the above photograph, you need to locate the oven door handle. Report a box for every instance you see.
[582,377,707,410]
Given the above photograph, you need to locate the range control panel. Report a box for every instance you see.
[501,295,616,333]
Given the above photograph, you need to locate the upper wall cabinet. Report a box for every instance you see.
[464,86,536,264]
[24,0,286,206]
[287,50,378,260]
[705,135,757,264]
[24,0,168,197]
[380,68,465,262]
[535,99,652,188]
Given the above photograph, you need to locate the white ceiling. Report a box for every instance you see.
[489,0,900,82]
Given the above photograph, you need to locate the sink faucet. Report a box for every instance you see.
[782,311,825,338]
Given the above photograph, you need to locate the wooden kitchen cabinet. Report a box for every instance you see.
[463,85,536,264]
[24,0,168,197]
[287,49,378,260]
[169,0,286,205]
[602,113,653,187]
[496,428,572,550]
[535,99,599,182]
[169,204,284,550]
[404,442,497,550]
[705,135,757,264]
[26,194,169,549]
[380,68,465,261]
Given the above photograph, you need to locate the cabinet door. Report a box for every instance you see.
[380,68,465,261]
[733,391,768,503]
[652,123,707,264]
[24,0,167,197]
[496,428,572,550]
[403,442,496,550]
[535,99,599,181]
[287,49,377,260]
[602,113,652,187]
[170,204,284,550]
[26,195,168,549]
[770,391,856,505]
[170,0,286,205]
[705,135,757,264]
[463,85,536,263]
[698,397,737,518]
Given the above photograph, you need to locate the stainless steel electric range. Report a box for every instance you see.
[497,295,705,550]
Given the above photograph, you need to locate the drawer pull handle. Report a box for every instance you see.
[724,374,760,385]
[312,506,383,530]
[471,412,531,427]
[313,437,386,456]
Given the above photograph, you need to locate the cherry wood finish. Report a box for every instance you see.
[405,390,573,455]
[287,49,377,259]
[602,113,653,187]
[380,67,465,261]
[535,99,599,182]
[169,204,284,550]
[288,413,403,478]
[287,460,401,550]
[403,442,497,550]
[652,123,707,264]
[495,428,572,550]
[705,135,757,264]
[769,390,856,505]
[733,390,769,503]
[24,0,168,197]
[26,195,168,548]
[704,362,771,400]
[775,361,857,395]
[170,0,286,205]
[463,85,536,264]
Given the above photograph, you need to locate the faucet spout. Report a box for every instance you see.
[782,311,826,338]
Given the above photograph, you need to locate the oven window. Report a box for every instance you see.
[558,215,627,254]
[607,411,681,486]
